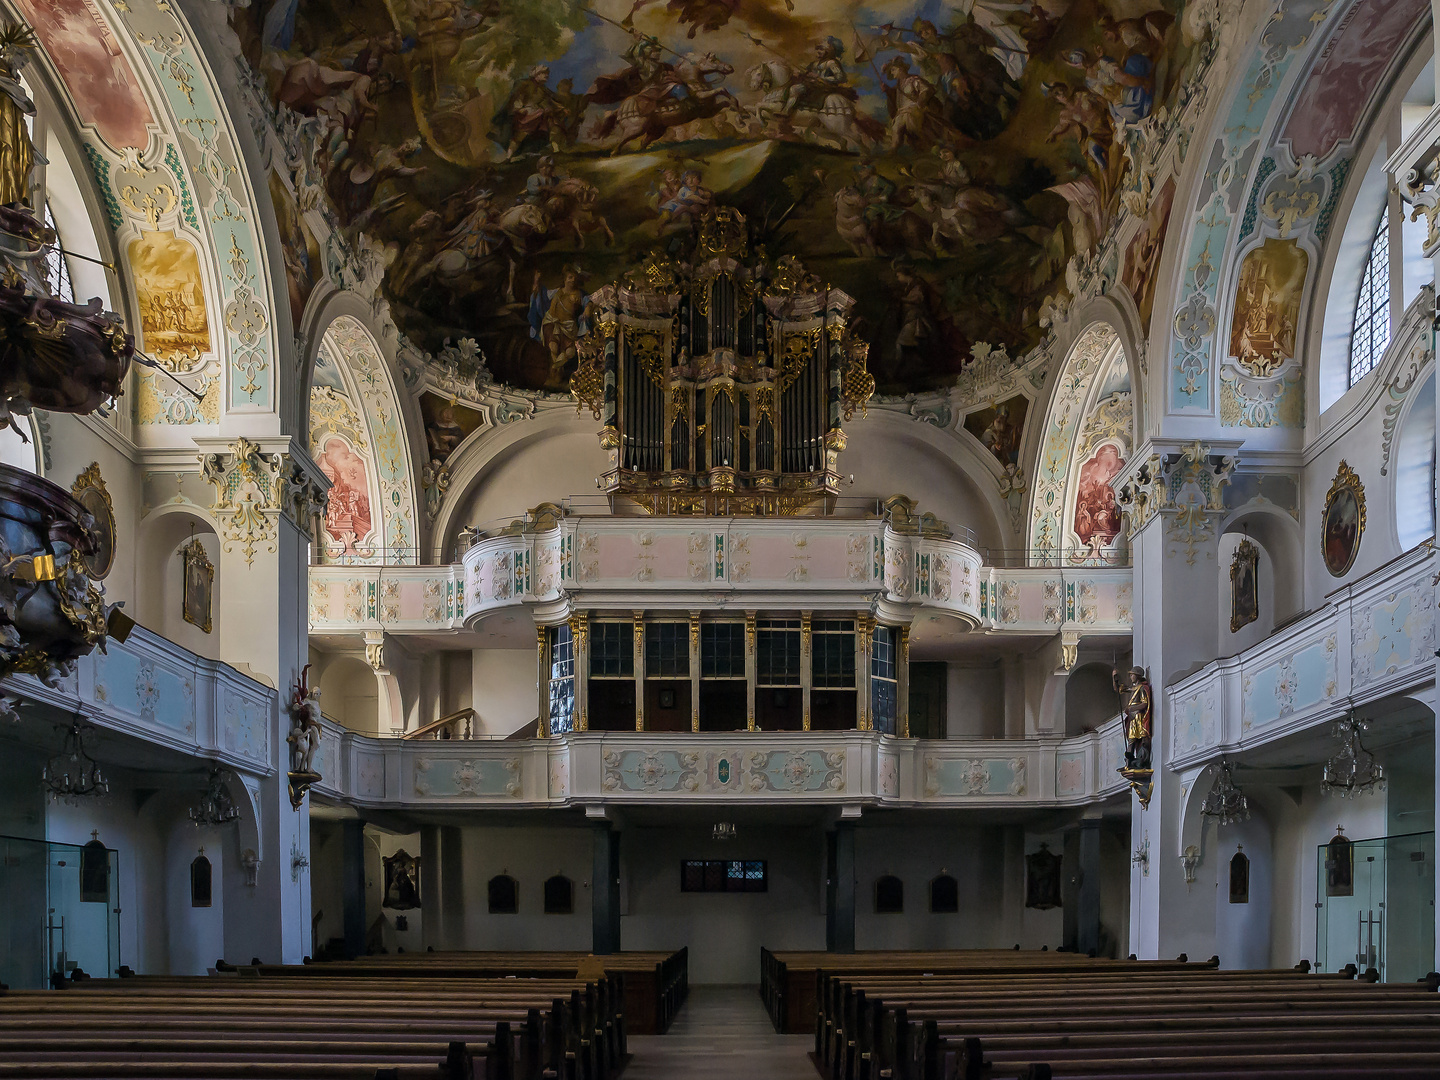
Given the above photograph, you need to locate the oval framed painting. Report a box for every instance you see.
[70,463,116,580]
[1321,461,1365,578]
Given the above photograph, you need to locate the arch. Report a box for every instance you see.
[1028,321,1128,562]
[135,507,224,661]
[1393,367,1436,550]
[543,874,574,915]
[874,874,903,914]
[312,315,419,563]
[318,655,381,736]
[1219,506,1303,630]
[487,874,519,915]
[1065,663,1121,738]
[190,853,213,907]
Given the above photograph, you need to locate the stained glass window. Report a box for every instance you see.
[1349,212,1390,387]
[680,859,767,892]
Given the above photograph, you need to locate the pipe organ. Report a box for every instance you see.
[572,209,874,515]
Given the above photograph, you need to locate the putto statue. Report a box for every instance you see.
[1114,665,1153,807]
[286,664,323,808]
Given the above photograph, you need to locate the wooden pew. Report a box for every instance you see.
[786,951,1440,1080]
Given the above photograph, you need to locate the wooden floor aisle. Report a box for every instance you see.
[623,984,818,1079]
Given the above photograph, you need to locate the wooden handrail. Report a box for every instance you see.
[402,708,476,740]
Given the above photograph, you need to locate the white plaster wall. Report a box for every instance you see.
[373,830,425,954]
[456,826,593,952]
[856,826,1013,950]
[471,649,536,735]
[622,822,823,984]
[1268,784,1388,970]
[1213,814,1273,970]
[136,515,223,661]
[947,663,1004,738]
[164,818,225,974]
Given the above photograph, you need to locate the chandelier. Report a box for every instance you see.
[712,822,736,842]
[1322,715,1384,798]
[42,721,109,804]
[1201,758,1250,826]
[189,766,241,827]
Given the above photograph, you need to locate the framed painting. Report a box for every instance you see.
[70,463,115,580]
[1322,462,1365,577]
[382,849,421,910]
[1230,538,1259,633]
[182,537,213,634]
[1025,843,1062,910]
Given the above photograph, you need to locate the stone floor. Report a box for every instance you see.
[623,984,819,1079]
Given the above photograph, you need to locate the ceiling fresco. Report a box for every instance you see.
[236,0,1199,395]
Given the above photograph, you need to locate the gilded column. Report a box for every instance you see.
[898,625,911,738]
[569,612,589,732]
[537,625,551,738]
[744,610,757,732]
[689,610,701,732]
[800,611,813,732]
[633,610,645,731]
[856,614,874,731]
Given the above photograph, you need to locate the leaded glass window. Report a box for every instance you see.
[871,625,898,735]
[1349,212,1390,387]
[590,622,633,678]
[812,620,855,688]
[44,203,75,304]
[645,622,689,677]
[548,623,575,734]
[757,620,801,686]
[700,622,744,677]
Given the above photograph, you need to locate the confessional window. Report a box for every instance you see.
[1349,211,1390,387]
[757,620,802,686]
[590,622,634,678]
[191,854,213,908]
[44,203,75,304]
[812,621,856,688]
[929,873,958,914]
[548,624,575,734]
[544,874,574,914]
[488,874,519,914]
[871,626,898,735]
[875,874,904,914]
[701,622,745,678]
[680,859,767,893]
[646,622,690,677]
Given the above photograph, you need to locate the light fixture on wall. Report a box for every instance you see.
[1200,758,1250,826]
[712,822,736,842]
[189,766,241,827]
[42,721,109,804]
[1321,714,1384,798]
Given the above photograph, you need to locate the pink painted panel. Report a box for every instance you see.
[16,0,154,150]
[1281,0,1428,161]
[318,436,375,551]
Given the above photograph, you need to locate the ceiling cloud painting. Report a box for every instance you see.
[237,0,1197,394]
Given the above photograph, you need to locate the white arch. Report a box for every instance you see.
[1393,365,1436,550]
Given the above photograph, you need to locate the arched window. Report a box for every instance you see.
[544,874,574,914]
[874,874,903,914]
[487,874,519,914]
[1349,212,1390,387]
[191,854,213,908]
[929,874,959,914]
[43,202,75,304]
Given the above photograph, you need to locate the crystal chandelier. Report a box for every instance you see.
[189,766,241,827]
[42,721,109,804]
[1201,758,1250,826]
[712,822,736,842]
[1322,715,1384,798]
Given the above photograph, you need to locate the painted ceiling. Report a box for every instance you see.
[237,0,1197,394]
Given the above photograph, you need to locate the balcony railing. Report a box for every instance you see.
[309,714,1130,808]
[1166,542,1435,772]
[308,518,1132,636]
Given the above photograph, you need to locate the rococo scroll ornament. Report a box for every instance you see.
[1114,664,1153,809]
[570,208,873,517]
[1321,460,1365,578]
[286,663,323,809]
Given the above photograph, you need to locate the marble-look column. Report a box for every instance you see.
[826,824,856,953]
[593,825,621,954]
[340,819,366,959]
[1117,440,1240,960]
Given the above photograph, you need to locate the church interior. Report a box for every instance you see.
[0,0,1437,1075]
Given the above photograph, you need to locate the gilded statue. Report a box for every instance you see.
[1114,665,1152,772]
[0,24,39,209]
